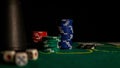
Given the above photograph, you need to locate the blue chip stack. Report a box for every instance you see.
[59,19,73,49]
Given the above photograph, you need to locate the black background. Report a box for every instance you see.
[0,0,120,43]
[21,7,89,42]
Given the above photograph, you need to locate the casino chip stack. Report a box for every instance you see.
[59,19,73,49]
[32,31,48,50]
[42,36,60,53]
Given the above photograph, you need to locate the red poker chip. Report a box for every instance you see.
[32,31,47,43]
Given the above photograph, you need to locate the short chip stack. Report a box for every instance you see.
[42,36,61,53]
[59,19,73,49]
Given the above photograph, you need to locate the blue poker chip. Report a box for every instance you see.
[62,40,72,45]
[60,23,73,28]
[60,26,73,34]
[61,34,73,41]
[59,40,72,49]
[61,19,73,26]
[68,25,73,34]
[67,40,72,45]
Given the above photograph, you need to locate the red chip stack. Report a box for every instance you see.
[32,31,47,43]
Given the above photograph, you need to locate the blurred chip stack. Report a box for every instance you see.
[42,36,61,53]
[59,19,73,49]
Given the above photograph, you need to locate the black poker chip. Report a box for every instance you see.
[77,44,96,49]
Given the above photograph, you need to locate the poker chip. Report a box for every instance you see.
[61,34,73,41]
[61,19,73,26]
[59,25,73,34]
[44,47,59,53]
[32,31,48,43]
[59,40,72,49]
[77,44,96,49]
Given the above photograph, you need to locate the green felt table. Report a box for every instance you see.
[0,42,120,68]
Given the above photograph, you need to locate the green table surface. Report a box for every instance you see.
[0,42,120,68]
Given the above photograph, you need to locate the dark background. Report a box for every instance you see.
[0,0,120,43]
[19,1,88,42]
[22,8,89,42]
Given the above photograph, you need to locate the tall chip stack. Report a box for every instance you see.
[0,0,27,51]
[59,19,73,49]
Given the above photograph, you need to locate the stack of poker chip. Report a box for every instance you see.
[59,19,73,49]
[32,31,48,50]
[42,36,61,53]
